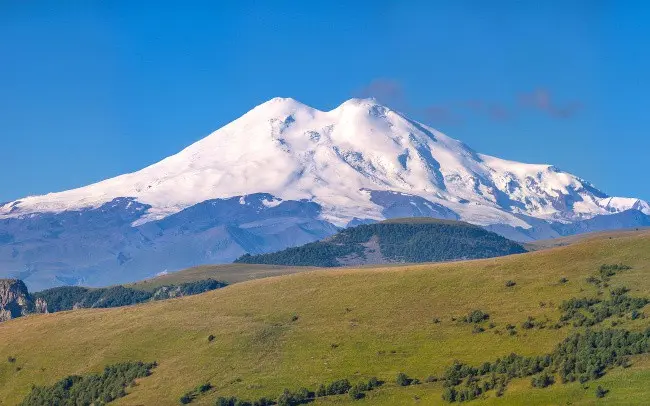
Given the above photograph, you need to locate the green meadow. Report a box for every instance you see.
[1,229,649,405]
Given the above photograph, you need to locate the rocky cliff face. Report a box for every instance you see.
[0,279,32,322]
[0,279,47,322]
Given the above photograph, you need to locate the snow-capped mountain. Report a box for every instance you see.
[1,97,648,289]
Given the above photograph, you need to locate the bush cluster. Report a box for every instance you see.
[441,327,650,402]
[558,290,649,327]
[21,361,156,405]
[530,372,554,388]
[211,377,381,406]
[180,383,212,404]
[462,310,490,324]
[215,396,271,406]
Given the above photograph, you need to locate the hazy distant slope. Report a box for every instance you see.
[235,218,526,267]
[1,231,649,404]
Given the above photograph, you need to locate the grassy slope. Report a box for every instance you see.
[1,231,650,405]
[126,264,318,291]
[524,227,650,251]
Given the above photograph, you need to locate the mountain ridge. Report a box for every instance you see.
[2,97,647,228]
[0,97,648,289]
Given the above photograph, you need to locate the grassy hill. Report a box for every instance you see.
[524,227,650,252]
[1,230,650,405]
[128,264,318,291]
[235,218,526,267]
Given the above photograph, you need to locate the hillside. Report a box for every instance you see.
[128,264,318,291]
[1,231,650,404]
[235,219,526,267]
[524,227,650,251]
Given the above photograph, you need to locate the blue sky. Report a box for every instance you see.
[1,1,648,202]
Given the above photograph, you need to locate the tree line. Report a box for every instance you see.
[32,279,227,313]
[21,361,157,405]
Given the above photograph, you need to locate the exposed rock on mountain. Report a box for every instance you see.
[0,279,41,322]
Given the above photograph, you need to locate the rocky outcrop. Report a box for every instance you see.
[151,286,183,300]
[0,279,32,322]
[0,279,47,322]
[33,297,49,314]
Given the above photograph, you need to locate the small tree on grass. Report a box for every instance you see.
[396,372,411,386]
[442,387,457,402]
[531,372,555,388]
[348,385,364,400]
[595,386,608,398]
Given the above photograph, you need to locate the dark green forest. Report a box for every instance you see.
[20,361,157,405]
[32,279,227,313]
[235,220,526,267]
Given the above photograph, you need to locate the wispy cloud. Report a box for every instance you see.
[353,79,583,126]
[518,88,583,118]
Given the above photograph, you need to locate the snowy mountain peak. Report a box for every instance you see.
[1,98,648,230]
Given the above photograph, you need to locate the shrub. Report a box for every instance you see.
[253,398,271,406]
[197,383,212,393]
[586,276,602,286]
[367,376,381,389]
[276,389,294,406]
[215,397,234,406]
[595,385,608,398]
[531,372,555,388]
[396,372,411,386]
[180,382,211,404]
[521,317,536,330]
[208,335,216,342]
[295,387,310,402]
[7,356,16,363]
[348,385,364,400]
[472,325,485,334]
[275,387,310,406]
[326,379,351,395]
[559,277,568,284]
[464,310,490,323]
[425,375,438,383]
[442,387,457,402]
[505,280,516,287]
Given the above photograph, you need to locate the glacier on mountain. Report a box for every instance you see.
[1,97,648,288]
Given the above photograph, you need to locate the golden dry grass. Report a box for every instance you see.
[1,230,649,405]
